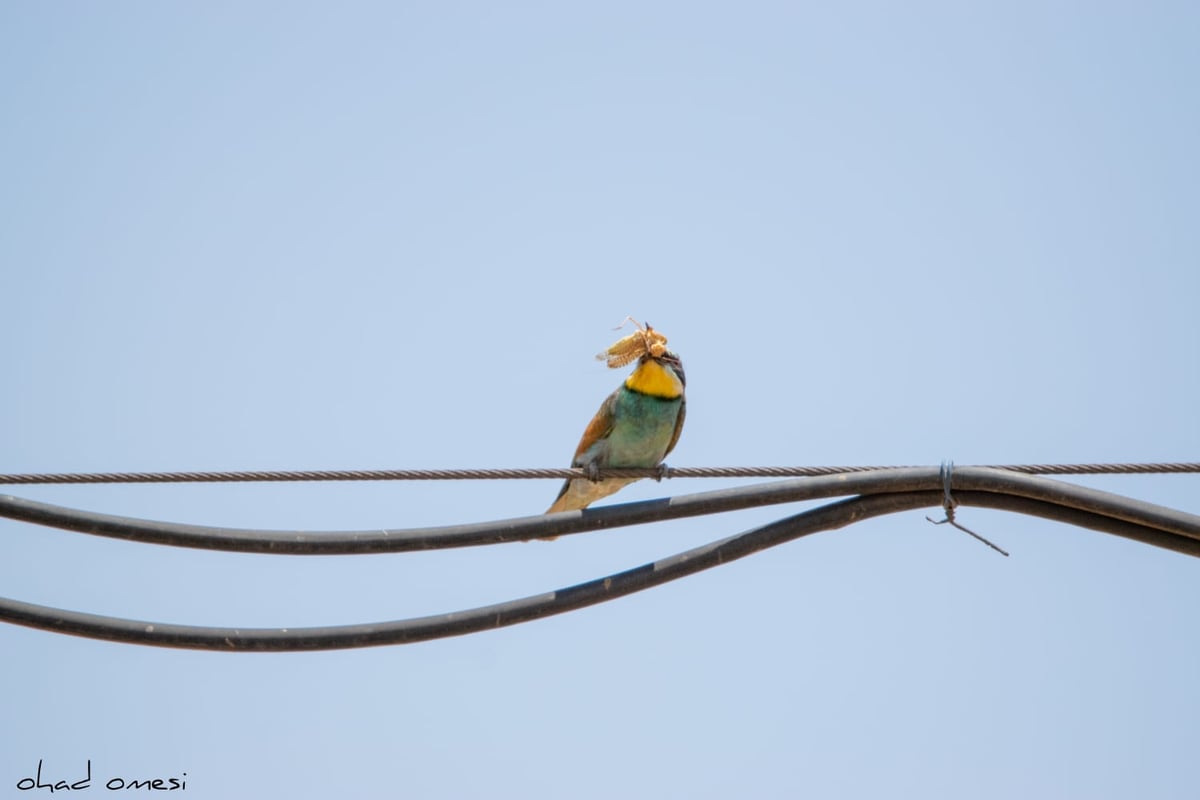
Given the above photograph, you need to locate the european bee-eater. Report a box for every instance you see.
[547,324,686,514]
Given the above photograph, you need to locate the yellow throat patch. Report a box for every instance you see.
[625,358,683,399]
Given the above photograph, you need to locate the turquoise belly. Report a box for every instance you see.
[604,389,682,467]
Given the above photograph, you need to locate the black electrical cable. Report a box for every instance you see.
[2,468,1197,554]
[0,488,1193,651]
[3,468,1197,651]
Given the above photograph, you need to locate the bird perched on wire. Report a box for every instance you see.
[546,319,686,514]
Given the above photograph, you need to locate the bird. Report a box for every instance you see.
[547,321,686,514]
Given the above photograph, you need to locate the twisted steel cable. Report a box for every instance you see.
[0,462,1197,485]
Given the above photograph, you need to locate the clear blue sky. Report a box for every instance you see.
[3,3,1198,798]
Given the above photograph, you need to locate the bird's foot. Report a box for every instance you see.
[654,463,671,482]
[585,462,602,482]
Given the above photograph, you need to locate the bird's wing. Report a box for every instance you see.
[547,389,622,513]
[571,388,620,464]
[663,396,686,458]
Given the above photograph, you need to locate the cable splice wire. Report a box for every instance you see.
[0,467,1198,651]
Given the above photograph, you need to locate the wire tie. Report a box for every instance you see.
[926,460,1010,557]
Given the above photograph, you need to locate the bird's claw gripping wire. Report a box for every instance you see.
[655,463,672,482]
[926,460,1010,557]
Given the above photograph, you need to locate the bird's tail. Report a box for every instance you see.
[545,477,641,515]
